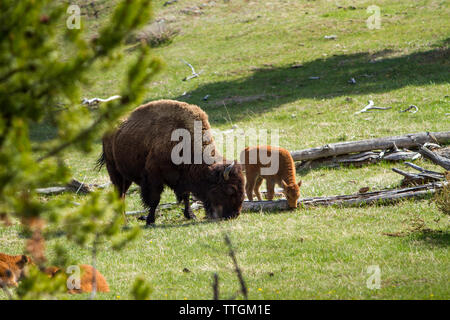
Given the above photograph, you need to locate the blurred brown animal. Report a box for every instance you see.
[0,253,32,286]
[240,146,302,208]
[0,252,109,294]
[44,264,110,294]
[0,261,17,288]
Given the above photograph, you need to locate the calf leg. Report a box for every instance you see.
[245,172,258,201]
[253,176,264,201]
[266,178,275,201]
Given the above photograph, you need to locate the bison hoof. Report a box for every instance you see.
[184,210,197,220]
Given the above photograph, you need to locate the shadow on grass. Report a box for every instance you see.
[41,218,218,238]
[171,40,449,124]
[412,230,449,248]
[139,217,222,230]
[30,39,448,142]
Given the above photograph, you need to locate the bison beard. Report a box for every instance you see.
[98,100,245,225]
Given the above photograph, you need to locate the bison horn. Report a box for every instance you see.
[223,161,235,181]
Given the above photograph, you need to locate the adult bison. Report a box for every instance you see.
[98,99,245,225]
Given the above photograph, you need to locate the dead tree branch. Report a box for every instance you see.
[89,233,99,300]
[212,273,219,300]
[392,167,443,186]
[181,59,203,81]
[36,179,93,195]
[224,234,248,300]
[81,95,121,107]
[290,131,450,162]
[296,148,420,170]
[241,182,446,211]
[354,100,391,114]
[400,105,418,113]
[419,145,450,170]
[124,182,446,215]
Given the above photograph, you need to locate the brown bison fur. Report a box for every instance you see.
[98,99,245,225]
[0,261,18,288]
[0,253,109,294]
[44,265,110,294]
[240,146,302,208]
[0,253,32,286]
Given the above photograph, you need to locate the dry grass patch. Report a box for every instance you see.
[127,21,179,48]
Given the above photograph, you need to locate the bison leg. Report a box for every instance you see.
[253,176,264,201]
[105,161,131,223]
[182,193,196,220]
[140,175,164,225]
[119,179,132,222]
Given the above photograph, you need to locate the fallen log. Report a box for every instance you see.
[241,182,446,212]
[436,146,450,158]
[404,162,444,176]
[125,182,446,215]
[36,179,92,195]
[290,131,450,162]
[419,145,450,170]
[36,186,68,195]
[392,167,443,186]
[126,202,204,216]
[296,148,420,170]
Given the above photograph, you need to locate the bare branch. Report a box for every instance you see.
[212,273,219,300]
[400,105,418,113]
[81,95,121,107]
[290,131,450,162]
[181,59,203,81]
[419,145,450,170]
[89,233,100,300]
[354,100,391,114]
[224,234,248,300]
[242,182,446,211]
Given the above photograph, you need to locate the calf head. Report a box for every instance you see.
[204,161,245,219]
[281,180,302,208]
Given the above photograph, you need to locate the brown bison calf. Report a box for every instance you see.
[98,99,245,225]
[44,265,110,294]
[240,146,302,208]
[0,252,109,294]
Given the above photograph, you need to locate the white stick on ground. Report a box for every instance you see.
[181,59,203,81]
[354,100,391,114]
[81,95,121,106]
[400,105,419,113]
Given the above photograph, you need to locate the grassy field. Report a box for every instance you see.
[1,0,449,299]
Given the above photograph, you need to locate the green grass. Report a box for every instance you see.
[1,0,449,300]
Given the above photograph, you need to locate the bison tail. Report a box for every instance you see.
[95,151,106,171]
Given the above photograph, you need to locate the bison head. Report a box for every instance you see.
[204,161,245,220]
